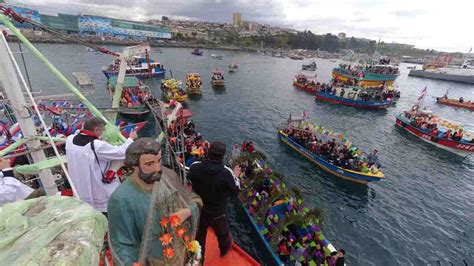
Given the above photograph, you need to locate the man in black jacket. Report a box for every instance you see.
[189,141,241,260]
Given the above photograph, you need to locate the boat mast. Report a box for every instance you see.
[0,33,58,195]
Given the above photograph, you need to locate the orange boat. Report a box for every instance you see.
[205,229,260,266]
[436,97,474,111]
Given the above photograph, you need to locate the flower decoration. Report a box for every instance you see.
[169,215,181,227]
[176,227,187,238]
[163,247,175,259]
[159,217,169,228]
[187,240,200,253]
[159,233,173,245]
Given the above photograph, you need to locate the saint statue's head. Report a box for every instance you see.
[124,137,162,184]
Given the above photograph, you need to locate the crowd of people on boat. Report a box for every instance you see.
[338,64,399,78]
[283,126,381,174]
[186,75,202,89]
[403,111,473,143]
[120,87,150,107]
[211,72,225,80]
[232,147,346,266]
[322,82,397,102]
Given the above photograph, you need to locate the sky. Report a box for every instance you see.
[5,0,474,52]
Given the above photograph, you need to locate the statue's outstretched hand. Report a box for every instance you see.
[170,208,191,225]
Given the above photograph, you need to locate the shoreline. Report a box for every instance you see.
[5,34,260,53]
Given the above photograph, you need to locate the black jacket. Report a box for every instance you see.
[188,160,240,216]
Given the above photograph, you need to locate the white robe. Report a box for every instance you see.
[0,170,34,207]
[66,134,133,212]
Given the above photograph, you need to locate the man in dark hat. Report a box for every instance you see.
[189,141,241,260]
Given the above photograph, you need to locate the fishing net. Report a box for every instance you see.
[137,167,200,265]
[0,195,107,265]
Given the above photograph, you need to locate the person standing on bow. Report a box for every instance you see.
[189,141,241,260]
[65,117,137,216]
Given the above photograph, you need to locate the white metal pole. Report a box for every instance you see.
[0,33,58,195]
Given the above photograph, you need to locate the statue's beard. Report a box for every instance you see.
[138,168,162,184]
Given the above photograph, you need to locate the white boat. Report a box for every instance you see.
[409,59,474,84]
[211,54,223,59]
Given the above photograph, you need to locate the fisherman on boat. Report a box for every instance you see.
[65,117,138,216]
[107,138,203,265]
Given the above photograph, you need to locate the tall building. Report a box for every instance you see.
[232,12,242,28]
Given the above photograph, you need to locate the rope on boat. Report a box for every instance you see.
[1,30,79,197]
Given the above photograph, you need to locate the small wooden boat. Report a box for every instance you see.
[315,86,393,109]
[228,63,238,73]
[107,76,152,116]
[191,48,203,56]
[279,116,385,184]
[211,71,226,87]
[211,54,223,60]
[186,73,202,96]
[161,79,188,102]
[436,97,474,111]
[293,73,317,93]
[290,54,304,60]
[302,61,317,71]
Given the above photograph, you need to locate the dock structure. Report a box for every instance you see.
[72,72,95,91]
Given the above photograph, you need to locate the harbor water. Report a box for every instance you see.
[12,43,474,265]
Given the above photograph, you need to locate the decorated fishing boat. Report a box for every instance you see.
[229,147,340,265]
[279,115,385,184]
[315,86,393,109]
[107,76,151,116]
[191,48,203,56]
[395,88,474,157]
[161,78,188,102]
[102,55,165,79]
[436,96,474,111]
[395,109,474,157]
[293,73,318,94]
[211,70,226,87]
[332,61,399,87]
[186,73,203,96]
[302,61,317,71]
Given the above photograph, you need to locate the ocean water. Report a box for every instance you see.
[11,43,474,265]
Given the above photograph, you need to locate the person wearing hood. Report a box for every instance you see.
[189,141,241,261]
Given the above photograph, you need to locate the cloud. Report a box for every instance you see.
[391,9,428,18]
[5,0,473,52]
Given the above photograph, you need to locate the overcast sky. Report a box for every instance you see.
[6,0,473,52]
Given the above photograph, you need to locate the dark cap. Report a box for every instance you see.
[207,141,226,160]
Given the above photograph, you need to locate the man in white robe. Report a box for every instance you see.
[65,117,137,214]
